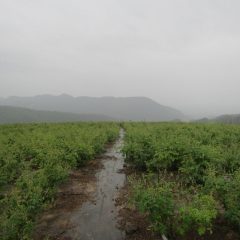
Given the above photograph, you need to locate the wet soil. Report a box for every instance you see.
[33,160,101,239]
[34,129,126,240]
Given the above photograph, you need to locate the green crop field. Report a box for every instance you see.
[0,122,119,239]
[1,121,240,239]
[122,122,240,238]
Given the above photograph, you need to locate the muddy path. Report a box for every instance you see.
[34,129,126,240]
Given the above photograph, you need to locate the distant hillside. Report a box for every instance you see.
[214,114,240,124]
[195,114,240,124]
[0,106,114,124]
[0,95,185,121]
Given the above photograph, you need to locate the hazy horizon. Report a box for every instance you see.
[1,1,240,118]
[1,93,239,119]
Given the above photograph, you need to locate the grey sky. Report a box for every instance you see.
[1,0,240,117]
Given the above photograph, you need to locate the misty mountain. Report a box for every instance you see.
[0,95,185,121]
[195,114,240,124]
[0,106,114,124]
[214,114,240,124]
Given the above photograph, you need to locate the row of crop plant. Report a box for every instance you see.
[0,122,119,240]
[122,122,240,239]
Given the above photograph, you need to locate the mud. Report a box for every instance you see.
[34,129,126,240]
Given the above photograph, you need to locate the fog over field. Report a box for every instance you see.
[1,0,240,118]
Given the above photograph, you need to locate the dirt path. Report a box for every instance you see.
[34,129,126,240]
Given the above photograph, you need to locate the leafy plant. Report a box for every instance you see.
[132,180,174,235]
[0,122,120,239]
[177,194,217,236]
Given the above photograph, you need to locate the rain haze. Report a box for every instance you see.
[1,0,240,118]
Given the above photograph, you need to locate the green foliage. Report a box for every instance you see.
[179,145,222,184]
[132,180,174,235]
[222,170,240,229]
[122,134,155,169]
[0,122,119,240]
[131,177,217,237]
[177,195,217,236]
[123,122,240,237]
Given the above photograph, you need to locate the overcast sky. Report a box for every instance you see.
[1,0,240,117]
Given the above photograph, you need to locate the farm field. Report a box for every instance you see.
[1,1,239,239]
[0,122,119,239]
[122,122,240,239]
[1,122,240,240]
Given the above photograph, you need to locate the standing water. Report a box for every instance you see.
[62,128,126,239]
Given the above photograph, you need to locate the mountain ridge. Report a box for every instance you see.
[0,95,185,121]
[195,114,240,124]
[0,105,114,124]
